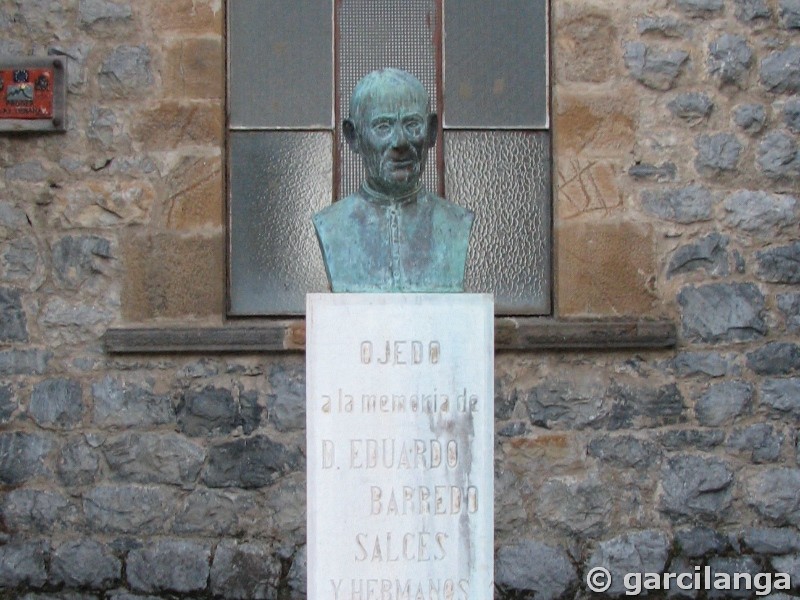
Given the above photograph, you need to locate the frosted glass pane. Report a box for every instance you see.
[337,0,440,196]
[444,131,551,314]
[229,132,332,315]
[229,0,333,128]
[443,0,548,128]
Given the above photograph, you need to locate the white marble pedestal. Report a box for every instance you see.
[306,293,494,600]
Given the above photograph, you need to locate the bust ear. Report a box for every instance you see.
[426,113,438,148]
[343,119,359,153]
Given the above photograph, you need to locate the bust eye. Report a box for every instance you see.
[404,119,423,135]
[372,121,392,137]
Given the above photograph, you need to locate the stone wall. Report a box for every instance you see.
[0,0,799,598]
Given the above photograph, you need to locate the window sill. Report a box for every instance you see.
[102,317,676,354]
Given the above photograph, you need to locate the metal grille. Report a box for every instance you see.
[337,0,440,196]
[229,132,332,315]
[444,131,551,314]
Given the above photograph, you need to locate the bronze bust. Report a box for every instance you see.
[313,68,474,292]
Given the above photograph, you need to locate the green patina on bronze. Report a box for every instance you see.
[313,68,474,292]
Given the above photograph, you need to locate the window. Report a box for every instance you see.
[227,0,550,316]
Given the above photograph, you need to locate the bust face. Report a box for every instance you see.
[350,81,435,197]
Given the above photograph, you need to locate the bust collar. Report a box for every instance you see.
[359,182,423,207]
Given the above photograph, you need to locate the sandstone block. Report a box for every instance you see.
[556,222,656,316]
[164,37,223,100]
[121,231,224,319]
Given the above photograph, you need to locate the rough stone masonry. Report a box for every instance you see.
[0,0,799,598]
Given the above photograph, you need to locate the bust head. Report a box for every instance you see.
[344,69,438,197]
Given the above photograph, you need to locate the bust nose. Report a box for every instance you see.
[390,122,409,150]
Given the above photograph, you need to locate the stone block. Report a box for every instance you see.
[0,432,53,484]
[538,478,613,537]
[678,283,766,343]
[757,131,800,178]
[0,349,51,376]
[628,162,677,182]
[623,41,689,90]
[742,527,800,554]
[525,377,609,430]
[707,34,753,86]
[0,384,15,423]
[588,434,661,468]
[51,235,113,291]
[707,557,762,598]
[728,423,782,463]
[1,489,81,533]
[733,103,767,133]
[780,0,800,27]
[673,0,724,15]
[778,293,800,331]
[57,435,101,486]
[495,541,578,600]
[177,385,237,436]
[668,92,714,121]
[555,11,617,83]
[203,435,302,488]
[671,352,729,377]
[0,541,48,588]
[640,185,716,223]
[6,161,47,183]
[127,540,210,594]
[660,454,733,520]
[78,0,132,29]
[724,190,797,236]
[782,98,800,133]
[694,133,742,174]
[99,45,154,98]
[756,242,800,283]
[608,383,687,430]
[267,362,305,432]
[667,233,729,278]
[173,489,238,535]
[675,527,729,557]
[734,0,772,21]
[586,530,670,597]
[92,375,175,427]
[54,180,153,228]
[50,540,121,589]
[694,380,753,426]
[121,231,224,320]
[761,378,800,417]
[209,541,281,599]
[1,237,41,285]
[0,287,27,342]
[164,37,223,100]
[101,432,205,485]
[760,47,800,93]
[636,16,692,38]
[746,468,800,524]
[554,92,635,156]
[29,378,83,429]
[658,429,725,451]
[556,222,656,316]
[133,101,223,150]
[164,155,223,229]
[747,343,800,375]
[83,484,177,534]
